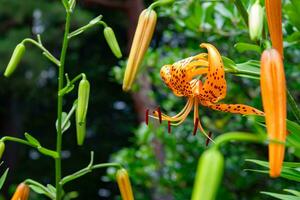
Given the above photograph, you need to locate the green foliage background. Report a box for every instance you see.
[0,0,299,199]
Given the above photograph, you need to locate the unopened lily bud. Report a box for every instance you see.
[122,9,157,91]
[11,183,30,200]
[4,43,26,77]
[191,149,224,200]
[0,142,4,160]
[265,0,283,57]
[104,27,122,58]
[249,1,264,41]
[260,48,286,177]
[76,78,89,146]
[76,120,86,146]
[116,168,134,200]
[76,78,90,125]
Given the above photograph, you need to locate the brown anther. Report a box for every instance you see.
[206,132,213,146]
[157,107,162,124]
[193,118,199,136]
[168,121,171,134]
[145,109,149,125]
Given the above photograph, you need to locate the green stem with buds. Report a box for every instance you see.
[60,151,122,185]
[55,10,71,200]
[0,136,58,159]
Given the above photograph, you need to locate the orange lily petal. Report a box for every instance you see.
[199,43,227,102]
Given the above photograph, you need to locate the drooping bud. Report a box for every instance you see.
[265,0,283,57]
[76,77,90,146]
[191,149,224,200]
[76,120,86,146]
[11,183,30,200]
[260,48,286,177]
[104,27,122,58]
[116,168,134,200]
[122,9,157,91]
[4,43,26,77]
[248,1,264,41]
[76,78,90,125]
[0,142,5,160]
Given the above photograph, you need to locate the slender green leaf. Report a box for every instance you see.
[246,159,300,182]
[261,191,300,200]
[0,168,9,190]
[284,189,300,197]
[24,132,41,147]
[255,116,300,149]
[56,112,71,133]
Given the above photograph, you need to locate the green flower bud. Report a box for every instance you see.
[191,148,224,200]
[76,78,89,146]
[104,27,122,59]
[249,1,264,41]
[76,78,90,125]
[4,43,26,77]
[0,142,4,160]
[76,121,86,146]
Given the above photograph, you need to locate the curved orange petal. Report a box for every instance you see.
[199,43,227,102]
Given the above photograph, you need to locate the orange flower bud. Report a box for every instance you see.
[116,168,134,200]
[265,0,283,57]
[260,48,286,177]
[122,9,157,91]
[11,183,30,200]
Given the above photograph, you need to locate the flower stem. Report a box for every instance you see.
[56,11,71,200]
[212,132,266,149]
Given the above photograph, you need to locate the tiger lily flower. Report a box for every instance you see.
[11,183,30,200]
[260,48,286,177]
[148,43,263,140]
[265,0,283,57]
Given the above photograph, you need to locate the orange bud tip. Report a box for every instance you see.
[193,118,199,136]
[168,121,171,134]
[145,109,149,125]
[206,132,213,146]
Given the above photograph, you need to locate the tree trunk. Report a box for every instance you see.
[84,1,173,199]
